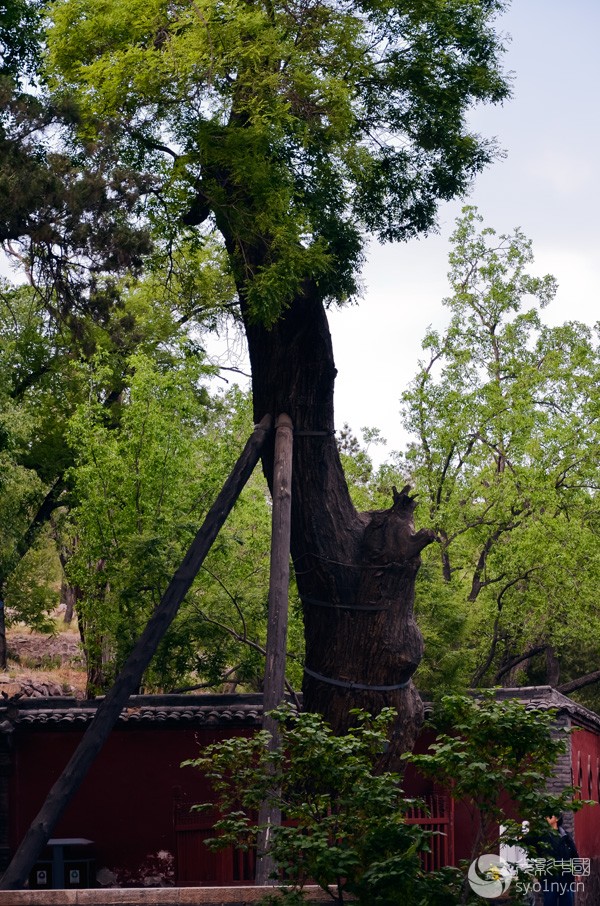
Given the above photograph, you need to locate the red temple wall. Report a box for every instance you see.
[10,725,251,879]
[571,726,600,857]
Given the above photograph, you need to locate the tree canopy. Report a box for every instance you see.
[47,0,510,321]
[402,208,600,703]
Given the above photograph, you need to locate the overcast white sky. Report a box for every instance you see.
[329,0,600,461]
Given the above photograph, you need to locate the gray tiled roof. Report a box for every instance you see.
[2,687,600,735]
[0,694,265,732]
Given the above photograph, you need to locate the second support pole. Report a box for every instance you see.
[255,413,293,885]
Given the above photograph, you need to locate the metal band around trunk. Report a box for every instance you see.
[300,594,389,612]
[303,666,411,691]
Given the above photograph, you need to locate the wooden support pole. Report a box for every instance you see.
[0,415,273,891]
[255,414,293,886]
[263,414,294,723]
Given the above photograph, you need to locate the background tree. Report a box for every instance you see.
[0,0,241,667]
[66,361,302,696]
[0,0,163,664]
[0,258,217,667]
[0,229,299,695]
[337,425,406,513]
[0,280,72,664]
[46,0,511,753]
[402,208,600,701]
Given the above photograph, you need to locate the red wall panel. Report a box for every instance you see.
[571,727,600,857]
[10,725,252,880]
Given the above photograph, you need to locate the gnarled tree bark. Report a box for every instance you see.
[241,282,435,755]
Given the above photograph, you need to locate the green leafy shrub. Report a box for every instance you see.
[184,706,458,906]
[184,695,590,905]
[404,691,591,904]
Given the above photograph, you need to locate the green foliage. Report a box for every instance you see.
[68,353,241,688]
[47,0,511,321]
[0,395,42,522]
[0,251,240,641]
[0,283,56,621]
[407,693,581,848]
[0,0,152,315]
[187,697,583,904]
[185,706,456,905]
[405,692,589,904]
[0,274,173,627]
[65,356,302,694]
[188,473,305,696]
[0,0,43,80]
[0,267,305,693]
[401,207,600,696]
[3,528,61,633]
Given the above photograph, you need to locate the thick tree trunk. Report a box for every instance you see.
[242,285,434,756]
[76,563,114,697]
[61,581,76,625]
[196,170,434,754]
[545,646,561,687]
[58,547,78,625]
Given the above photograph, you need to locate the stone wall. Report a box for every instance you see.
[0,886,336,905]
[546,713,575,836]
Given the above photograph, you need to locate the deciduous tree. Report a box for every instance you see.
[67,361,298,696]
[402,208,600,697]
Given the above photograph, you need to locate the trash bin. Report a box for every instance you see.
[30,838,95,889]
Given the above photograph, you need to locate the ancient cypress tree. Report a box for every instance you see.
[46,0,510,752]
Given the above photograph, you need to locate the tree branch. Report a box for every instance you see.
[192,605,301,709]
[170,664,241,694]
[557,670,600,695]
[470,569,541,685]
[494,644,548,683]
